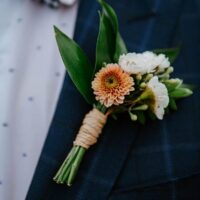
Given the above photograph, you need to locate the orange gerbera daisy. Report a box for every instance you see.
[92,64,134,107]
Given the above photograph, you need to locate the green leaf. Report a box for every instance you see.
[99,0,128,61]
[95,13,115,72]
[98,0,118,31]
[97,0,127,65]
[169,98,177,110]
[170,87,193,99]
[153,47,180,63]
[54,26,94,104]
[147,110,156,121]
[163,78,183,92]
[136,112,146,125]
[114,33,128,62]
[180,83,196,91]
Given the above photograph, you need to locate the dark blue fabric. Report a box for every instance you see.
[26,0,200,199]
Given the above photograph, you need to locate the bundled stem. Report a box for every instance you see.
[53,106,108,186]
[53,146,86,186]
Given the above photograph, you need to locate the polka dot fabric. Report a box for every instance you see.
[0,0,78,199]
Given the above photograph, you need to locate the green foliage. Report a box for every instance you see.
[136,112,146,125]
[53,1,192,113]
[95,0,127,73]
[163,78,183,92]
[153,47,180,63]
[54,26,94,105]
[54,1,128,105]
[170,87,193,99]
[164,78,193,111]
[95,13,115,72]
[169,98,177,111]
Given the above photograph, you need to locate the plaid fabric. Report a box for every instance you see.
[109,174,200,200]
[27,0,200,199]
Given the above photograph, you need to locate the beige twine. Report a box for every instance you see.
[73,108,108,149]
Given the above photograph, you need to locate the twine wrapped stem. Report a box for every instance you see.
[53,108,108,186]
[74,108,107,149]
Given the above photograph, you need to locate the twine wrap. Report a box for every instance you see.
[73,108,107,149]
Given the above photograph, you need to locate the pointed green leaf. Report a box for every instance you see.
[169,98,177,110]
[136,112,146,125]
[96,0,127,68]
[114,33,128,62]
[153,47,180,63]
[54,26,94,104]
[163,78,183,92]
[100,0,128,60]
[170,87,193,99]
[98,0,118,31]
[95,13,115,72]
[180,83,196,91]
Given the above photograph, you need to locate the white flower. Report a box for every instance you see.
[119,52,149,74]
[154,53,170,71]
[119,51,170,75]
[147,76,169,120]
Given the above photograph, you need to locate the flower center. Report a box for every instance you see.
[104,75,119,89]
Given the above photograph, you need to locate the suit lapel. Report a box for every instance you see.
[27,0,183,199]
[26,0,100,198]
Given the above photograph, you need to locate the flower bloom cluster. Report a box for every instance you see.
[92,52,171,120]
[119,51,170,74]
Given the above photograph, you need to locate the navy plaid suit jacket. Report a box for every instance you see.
[26,0,200,199]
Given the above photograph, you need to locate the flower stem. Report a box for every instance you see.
[96,102,107,114]
[53,146,86,186]
[67,147,86,186]
[61,147,79,181]
[54,106,107,186]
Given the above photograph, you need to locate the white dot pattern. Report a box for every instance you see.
[0,1,78,199]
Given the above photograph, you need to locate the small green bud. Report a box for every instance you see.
[145,74,153,81]
[136,74,142,80]
[129,112,137,121]
[132,104,148,111]
[140,82,146,89]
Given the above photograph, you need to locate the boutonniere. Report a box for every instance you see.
[53,0,193,186]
